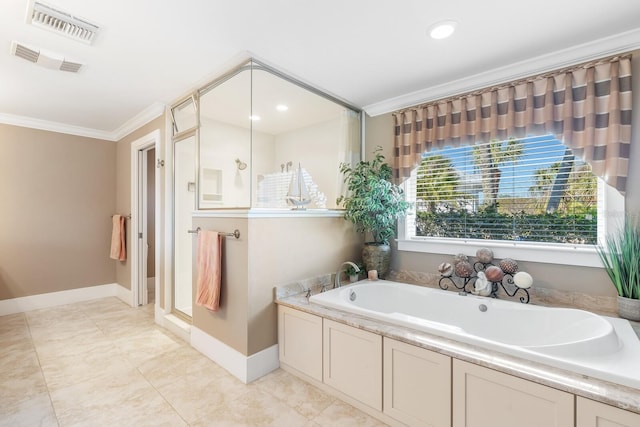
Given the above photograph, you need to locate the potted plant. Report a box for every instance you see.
[337,146,412,278]
[596,215,640,321]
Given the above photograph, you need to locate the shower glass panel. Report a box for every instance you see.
[251,67,358,209]
[199,64,252,208]
[196,59,361,210]
[173,134,196,318]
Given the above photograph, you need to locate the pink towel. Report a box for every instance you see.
[196,230,222,312]
[109,215,126,261]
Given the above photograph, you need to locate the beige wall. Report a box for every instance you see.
[193,215,361,356]
[115,115,166,306]
[247,217,361,354]
[0,124,116,299]
[192,217,249,354]
[364,51,640,298]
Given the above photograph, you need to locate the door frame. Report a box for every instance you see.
[130,129,161,308]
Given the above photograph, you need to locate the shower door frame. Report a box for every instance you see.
[171,129,197,320]
[169,92,200,321]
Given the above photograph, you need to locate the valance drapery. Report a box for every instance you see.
[392,55,632,193]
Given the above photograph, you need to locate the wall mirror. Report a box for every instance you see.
[198,60,361,210]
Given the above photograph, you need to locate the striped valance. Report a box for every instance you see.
[393,55,632,193]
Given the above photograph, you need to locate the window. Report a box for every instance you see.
[399,134,624,266]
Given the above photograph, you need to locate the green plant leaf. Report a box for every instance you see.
[596,215,640,298]
[337,146,412,244]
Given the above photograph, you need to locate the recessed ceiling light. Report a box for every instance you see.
[428,20,457,40]
[249,115,261,121]
[276,104,288,112]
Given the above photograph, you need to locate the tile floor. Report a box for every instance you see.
[1,297,387,426]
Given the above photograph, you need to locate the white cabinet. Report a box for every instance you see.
[323,318,383,410]
[278,305,638,427]
[577,396,640,427]
[383,337,451,427]
[277,305,322,381]
[452,359,574,427]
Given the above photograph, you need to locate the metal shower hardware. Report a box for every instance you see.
[235,158,247,170]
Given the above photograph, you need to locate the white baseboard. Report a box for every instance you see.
[162,313,191,343]
[0,283,119,316]
[190,326,279,384]
[115,284,133,306]
[154,305,165,326]
[247,344,280,383]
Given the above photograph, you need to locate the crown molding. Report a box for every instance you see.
[112,102,166,141]
[0,112,116,140]
[364,28,640,117]
[0,102,165,141]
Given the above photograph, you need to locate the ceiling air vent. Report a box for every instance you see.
[14,43,39,63]
[11,41,83,73]
[27,1,99,45]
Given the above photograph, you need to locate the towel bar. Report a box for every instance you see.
[187,227,240,239]
[111,214,132,219]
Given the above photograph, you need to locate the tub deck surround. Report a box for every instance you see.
[388,269,619,316]
[309,281,640,389]
[310,282,622,354]
[274,274,333,300]
[275,281,640,415]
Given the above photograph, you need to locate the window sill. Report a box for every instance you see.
[397,238,601,267]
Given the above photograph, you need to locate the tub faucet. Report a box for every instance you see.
[334,261,360,288]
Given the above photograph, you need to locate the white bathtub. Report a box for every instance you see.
[309,280,640,389]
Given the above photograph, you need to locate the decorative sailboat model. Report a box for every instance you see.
[286,163,311,210]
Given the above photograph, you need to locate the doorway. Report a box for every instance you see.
[130,130,161,308]
[139,147,156,305]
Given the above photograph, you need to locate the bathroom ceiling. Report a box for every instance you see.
[1,0,640,140]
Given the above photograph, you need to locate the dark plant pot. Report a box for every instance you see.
[617,296,640,321]
[362,243,391,279]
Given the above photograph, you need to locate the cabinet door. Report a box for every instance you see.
[384,337,451,427]
[577,396,640,427]
[323,319,382,410]
[453,359,574,427]
[277,305,323,381]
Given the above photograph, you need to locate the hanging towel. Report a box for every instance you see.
[196,230,223,312]
[109,215,127,261]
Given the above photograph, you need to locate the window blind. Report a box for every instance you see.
[407,135,598,245]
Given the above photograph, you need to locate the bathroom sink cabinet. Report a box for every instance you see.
[277,304,640,427]
[576,396,640,426]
